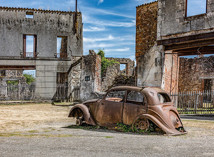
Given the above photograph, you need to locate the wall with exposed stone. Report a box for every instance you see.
[178,56,214,92]
[80,50,101,101]
[0,7,83,100]
[161,51,179,94]
[157,0,214,40]
[136,2,164,88]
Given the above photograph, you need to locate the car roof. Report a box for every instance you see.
[109,86,168,94]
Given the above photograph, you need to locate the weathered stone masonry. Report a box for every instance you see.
[0,6,83,100]
[136,2,164,88]
[136,0,214,93]
[179,56,214,92]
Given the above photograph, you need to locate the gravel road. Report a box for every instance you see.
[0,104,214,157]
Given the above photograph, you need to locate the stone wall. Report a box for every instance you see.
[106,58,135,76]
[136,2,158,59]
[136,2,164,88]
[178,56,214,92]
[101,63,120,91]
[0,70,28,99]
[0,7,83,100]
[161,51,179,94]
[80,50,101,101]
[158,0,214,40]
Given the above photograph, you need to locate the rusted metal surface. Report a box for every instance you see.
[68,86,187,135]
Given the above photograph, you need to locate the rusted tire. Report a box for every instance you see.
[76,118,83,126]
[132,117,149,133]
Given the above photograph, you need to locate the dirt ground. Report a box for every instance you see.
[0,103,71,133]
[0,103,214,157]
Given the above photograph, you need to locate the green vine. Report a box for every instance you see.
[97,50,119,77]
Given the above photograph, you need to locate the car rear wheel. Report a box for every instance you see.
[132,117,149,133]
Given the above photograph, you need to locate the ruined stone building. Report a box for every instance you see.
[179,56,214,92]
[136,0,214,93]
[0,6,83,100]
[79,50,135,101]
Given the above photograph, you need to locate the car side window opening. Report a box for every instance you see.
[158,93,171,103]
[105,90,126,102]
[126,91,145,105]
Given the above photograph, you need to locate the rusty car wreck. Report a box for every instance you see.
[68,86,186,135]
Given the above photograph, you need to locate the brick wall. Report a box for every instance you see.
[179,56,214,92]
[162,52,179,94]
[136,2,158,61]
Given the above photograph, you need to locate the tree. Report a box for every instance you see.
[23,74,35,84]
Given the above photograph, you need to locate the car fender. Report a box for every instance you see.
[68,104,96,125]
[133,114,185,135]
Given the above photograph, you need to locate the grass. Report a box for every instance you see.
[28,130,39,133]
[178,107,214,114]
[105,136,113,138]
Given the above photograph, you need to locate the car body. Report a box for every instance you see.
[68,86,187,135]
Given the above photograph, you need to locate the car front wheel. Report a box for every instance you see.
[132,117,149,133]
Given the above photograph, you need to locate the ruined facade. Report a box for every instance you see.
[136,2,164,88]
[0,6,83,100]
[136,0,214,93]
[80,50,101,101]
[0,70,33,100]
[79,51,136,101]
[179,56,214,92]
[101,58,135,91]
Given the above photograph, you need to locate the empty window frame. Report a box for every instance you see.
[105,90,126,102]
[126,91,145,105]
[0,70,6,77]
[26,12,34,18]
[120,64,127,75]
[203,79,212,91]
[23,35,37,58]
[57,37,68,59]
[186,0,207,17]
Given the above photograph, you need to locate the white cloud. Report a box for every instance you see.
[105,48,130,52]
[98,0,104,5]
[84,35,115,42]
[84,35,135,43]
[84,26,106,32]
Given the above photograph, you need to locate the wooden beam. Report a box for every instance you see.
[157,31,214,46]
[165,39,214,51]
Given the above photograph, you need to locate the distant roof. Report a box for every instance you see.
[136,1,158,8]
[0,6,79,14]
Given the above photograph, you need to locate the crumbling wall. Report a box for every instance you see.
[0,7,83,58]
[101,63,120,91]
[179,56,214,92]
[161,51,179,94]
[158,0,214,40]
[0,7,83,100]
[0,70,28,99]
[106,58,135,76]
[136,2,164,87]
[80,50,101,101]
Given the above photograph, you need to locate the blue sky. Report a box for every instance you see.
[0,0,156,60]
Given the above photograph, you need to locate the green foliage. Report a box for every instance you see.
[7,80,19,85]
[97,50,119,77]
[116,123,133,132]
[23,74,35,84]
[115,122,158,134]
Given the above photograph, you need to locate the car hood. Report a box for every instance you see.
[83,99,99,104]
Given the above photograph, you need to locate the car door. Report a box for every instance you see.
[95,90,126,126]
[122,90,147,125]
